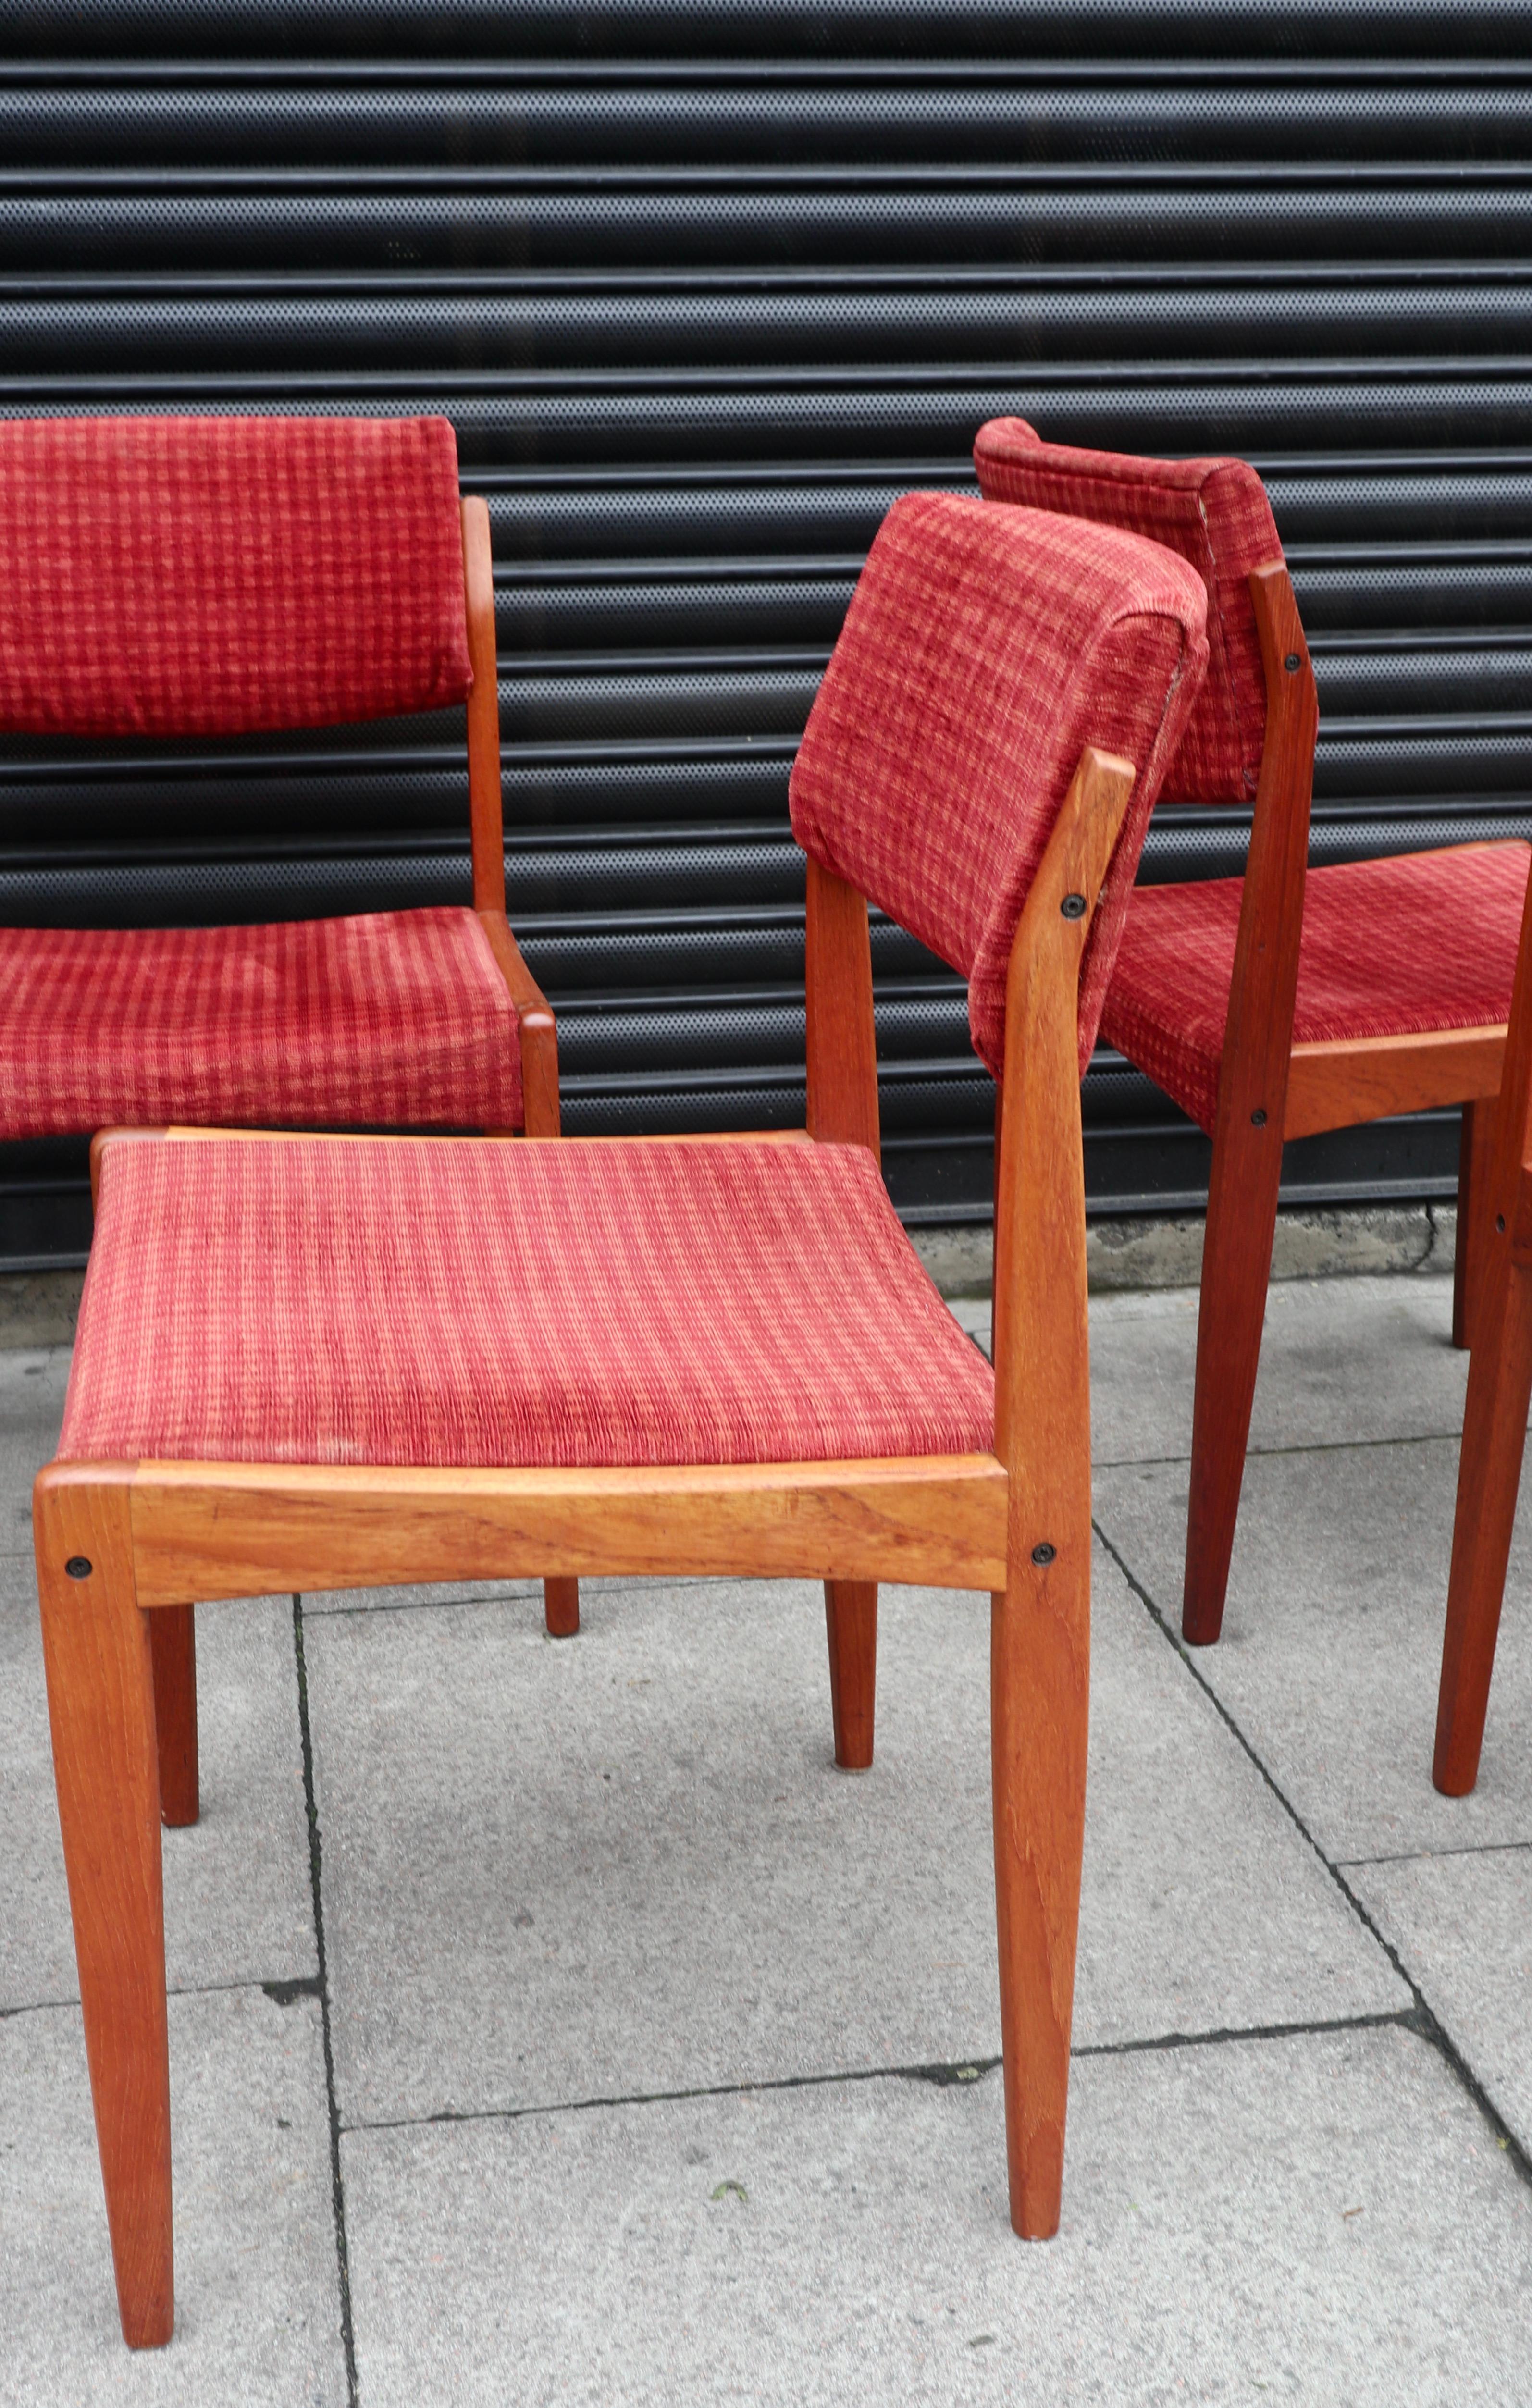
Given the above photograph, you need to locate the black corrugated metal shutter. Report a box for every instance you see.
[2,2,1529,1266]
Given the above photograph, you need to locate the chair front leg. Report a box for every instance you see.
[149,1604,198,1827]
[34,1470,173,2348]
[1183,1113,1284,1646]
[823,1580,877,1768]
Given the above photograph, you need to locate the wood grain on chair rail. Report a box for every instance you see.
[112,1454,1010,1605]
[1284,1023,1505,1142]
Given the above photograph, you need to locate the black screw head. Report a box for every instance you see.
[1060,893,1087,920]
[64,1556,92,1581]
[1284,652,1302,672]
[1031,1542,1056,1566]
[1250,1108,1268,1127]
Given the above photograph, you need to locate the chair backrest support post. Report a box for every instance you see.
[1210,563,1319,1151]
[459,491,565,1135]
[804,855,881,1161]
[1481,852,1532,1257]
[992,744,1138,1479]
[462,494,507,920]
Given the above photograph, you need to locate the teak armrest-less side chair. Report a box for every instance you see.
[0,413,578,1648]
[34,492,1208,2345]
[976,416,1532,1648]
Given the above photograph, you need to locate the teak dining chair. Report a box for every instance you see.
[1433,854,1532,1798]
[976,416,1532,1648]
[34,491,1208,2346]
[0,412,578,1645]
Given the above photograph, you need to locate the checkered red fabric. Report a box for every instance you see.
[0,909,522,1137]
[973,418,1282,808]
[58,1135,996,1468]
[789,490,1209,1080]
[0,416,470,737]
[1102,843,1531,1133]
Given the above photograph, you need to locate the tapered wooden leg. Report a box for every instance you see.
[1453,1098,1497,1352]
[1434,1243,1532,1794]
[543,1577,580,1637]
[34,1468,173,2348]
[990,1542,1089,2239]
[823,1580,877,1769]
[1183,1126,1284,1646]
[149,1605,198,1828]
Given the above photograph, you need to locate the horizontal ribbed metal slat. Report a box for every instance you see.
[1,0,1530,1264]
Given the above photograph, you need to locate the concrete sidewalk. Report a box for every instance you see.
[2,1274,1530,2402]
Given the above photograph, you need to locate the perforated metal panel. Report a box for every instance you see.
[2,2,1530,1264]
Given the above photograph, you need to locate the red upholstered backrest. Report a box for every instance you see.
[973,417,1282,807]
[0,415,472,738]
[789,491,1209,1079]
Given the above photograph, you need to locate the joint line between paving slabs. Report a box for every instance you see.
[343,2005,1423,2142]
[1073,2006,1421,2061]
[1095,1428,1463,1476]
[348,2056,1010,2137]
[1092,1519,1532,2199]
[1335,1836,1532,1870]
[293,1594,361,2408]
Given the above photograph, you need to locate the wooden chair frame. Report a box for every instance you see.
[1174,561,1509,1644]
[37,737,1140,2347]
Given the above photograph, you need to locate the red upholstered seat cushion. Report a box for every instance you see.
[1101,842,1531,1133]
[790,489,1209,1080]
[0,908,522,1138]
[0,415,470,737]
[973,418,1282,808]
[58,1135,996,1469]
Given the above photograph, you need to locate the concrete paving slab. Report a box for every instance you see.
[0,1571,315,2011]
[0,1345,69,1553]
[1075,1555,1404,2047]
[0,1986,345,2404]
[342,2022,1532,2407]
[1094,1437,1532,1863]
[1085,1274,1473,1469]
[1350,1846,1532,2156]
[305,1547,1396,2129]
[949,1275,1472,1472]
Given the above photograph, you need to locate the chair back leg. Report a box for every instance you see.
[823,1580,877,1768]
[34,1472,174,2347]
[986,749,1137,2239]
[149,1604,199,1827]
[1183,1122,1284,1645]
[1434,1243,1532,1793]
[542,1577,581,1638]
[990,1531,1089,2237]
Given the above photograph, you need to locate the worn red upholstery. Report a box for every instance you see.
[0,415,470,737]
[790,490,1209,1078]
[0,909,521,1137]
[59,1134,995,1469]
[1103,842,1532,1133]
[973,418,1281,808]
